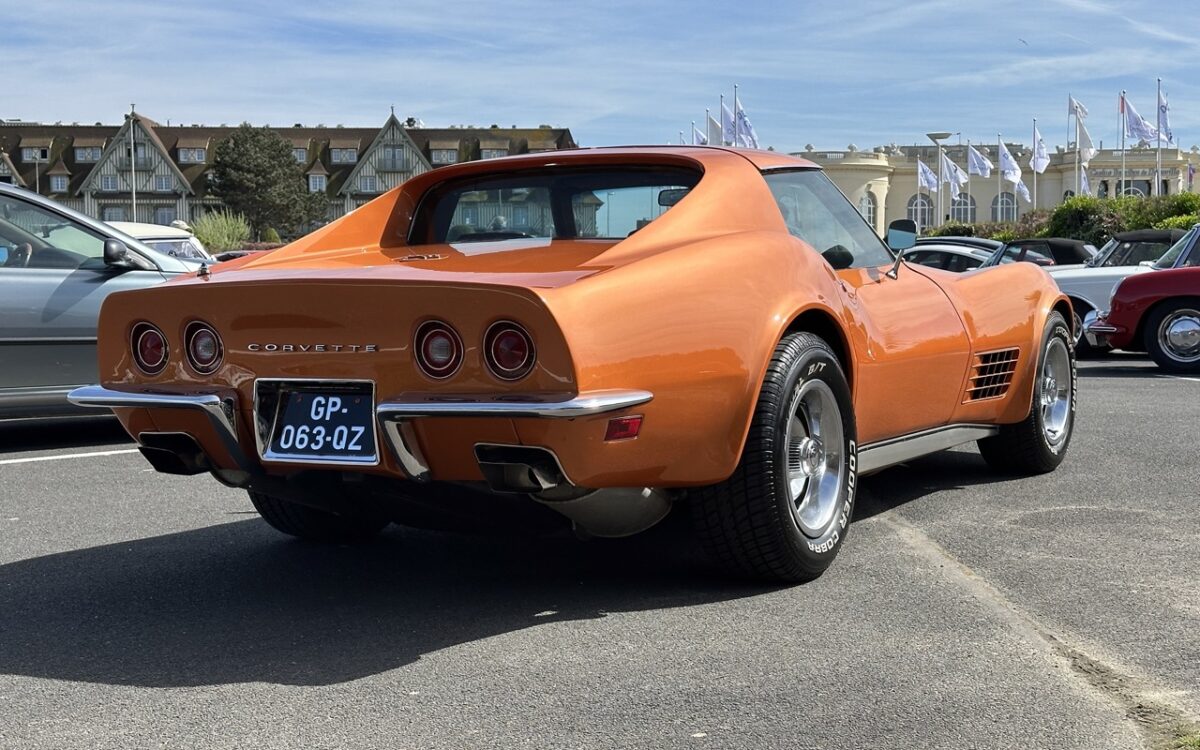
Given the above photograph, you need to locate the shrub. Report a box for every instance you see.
[262,227,281,243]
[193,210,251,252]
[1154,213,1200,230]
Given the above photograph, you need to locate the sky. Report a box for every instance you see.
[6,0,1197,154]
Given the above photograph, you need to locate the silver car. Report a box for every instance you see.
[0,183,202,418]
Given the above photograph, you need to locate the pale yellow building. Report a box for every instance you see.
[794,142,1200,235]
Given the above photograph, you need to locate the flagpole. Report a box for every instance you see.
[719,95,726,146]
[691,121,696,145]
[1074,114,1080,196]
[705,108,712,145]
[733,83,739,147]
[129,104,137,222]
[997,134,1002,221]
[966,140,972,219]
[1156,77,1162,196]
[1032,118,1038,209]
[937,144,943,227]
[1120,91,1127,197]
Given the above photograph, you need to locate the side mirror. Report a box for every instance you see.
[103,238,132,268]
[885,219,918,279]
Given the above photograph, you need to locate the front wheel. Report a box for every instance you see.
[248,490,389,542]
[1143,299,1200,374]
[978,311,1076,474]
[690,332,857,583]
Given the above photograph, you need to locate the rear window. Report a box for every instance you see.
[409,166,701,244]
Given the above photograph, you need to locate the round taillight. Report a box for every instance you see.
[484,321,535,381]
[185,322,223,374]
[414,321,463,379]
[131,323,168,375]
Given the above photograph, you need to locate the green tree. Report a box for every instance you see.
[210,124,326,238]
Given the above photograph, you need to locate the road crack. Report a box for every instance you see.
[880,513,1200,750]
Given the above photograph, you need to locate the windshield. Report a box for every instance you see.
[1094,237,1176,267]
[143,237,211,260]
[1153,227,1197,269]
[410,166,701,244]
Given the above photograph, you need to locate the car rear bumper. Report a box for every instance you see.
[1083,310,1123,348]
[67,384,653,484]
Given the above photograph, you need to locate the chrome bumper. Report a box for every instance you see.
[1083,310,1118,347]
[67,385,653,481]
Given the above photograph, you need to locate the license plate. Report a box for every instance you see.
[265,388,377,464]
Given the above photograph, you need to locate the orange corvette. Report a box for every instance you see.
[71,147,1076,582]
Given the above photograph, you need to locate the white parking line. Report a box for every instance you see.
[0,448,139,466]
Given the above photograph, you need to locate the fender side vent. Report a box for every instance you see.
[966,348,1020,401]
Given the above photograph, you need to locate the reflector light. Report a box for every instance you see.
[484,321,535,381]
[604,415,643,441]
[414,321,463,379]
[131,323,167,375]
[185,322,223,374]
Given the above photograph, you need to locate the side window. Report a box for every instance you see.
[0,195,107,269]
[763,170,893,270]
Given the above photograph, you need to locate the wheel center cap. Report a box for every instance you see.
[796,437,824,477]
[1042,375,1057,406]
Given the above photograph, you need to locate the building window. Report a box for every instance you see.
[462,205,479,226]
[293,148,308,164]
[49,175,69,193]
[512,205,529,226]
[480,148,508,159]
[991,192,1018,221]
[154,175,174,192]
[331,148,358,163]
[178,148,206,164]
[950,193,976,223]
[154,206,177,225]
[100,175,119,192]
[431,149,458,164]
[358,175,377,193]
[75,147,102,162]
[907,194,933,230]
[857,191,877,229]
[21,147,49,162]
[101,206,127,221]
[308,174,327,192]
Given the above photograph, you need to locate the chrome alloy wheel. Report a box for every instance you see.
[1157,308,1200,363]
[1040,337,1073,449]
[784,379,845,538]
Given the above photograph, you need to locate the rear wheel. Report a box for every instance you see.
[248,490,388,542]
[978,312,1076,474]
[1143,299,1200,374]
[691,333,857,583]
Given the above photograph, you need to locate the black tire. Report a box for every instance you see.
[1142,298,1200,374]
[690,332,857,583]
[978,312,1076,474]
[248,490,388,542]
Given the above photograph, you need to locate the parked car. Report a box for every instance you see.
[1060,225,1198,351]
[1082,228,1186,270]
[902,243,992,272]
[915,236,1004,253]
[70,146,1075,583]
[980,237,1098,268]
[1086,233,1200,372]
[0,183,203,418]
[108,221,213,261]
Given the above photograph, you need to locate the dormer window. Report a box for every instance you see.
[178,147,207,164]
[50,175,68,193]
[308,174,327,192]
[431,149,458,164]
[331,148,358,164]
[480,148,508,160]
[75,147,102,162]
[21,147,49,162]
[293,148,308,163]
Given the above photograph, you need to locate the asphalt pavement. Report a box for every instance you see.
[0,354,1196,749]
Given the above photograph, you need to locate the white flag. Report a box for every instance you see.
[1124,97,1159,144]
[1030,125,1049,174]
[1080,169,1091,195]
[1015,179,1032,204]
[967,145,993,178]
[706,114,722,146]
[1078,120,1097,166]
[940,151,967,200]
[692,124,708,146]
[1158,88,1175,145]
[721,102,736,146]
[734,99,760,149]
[917,158,939,192]
[1069,95,1089,120]
[998,141,1022,185]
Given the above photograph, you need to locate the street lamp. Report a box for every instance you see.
[606,191,614,236]
[927,132,952,227]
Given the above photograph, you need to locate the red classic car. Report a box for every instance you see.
[1087,263,1200,373]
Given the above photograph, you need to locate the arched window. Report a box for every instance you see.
[907,194,933,230]
[858,191,877,229]
[1062,190,1075,200]
[991,192,1017,222]
[950,193,976,223]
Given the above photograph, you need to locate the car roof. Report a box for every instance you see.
[1111,228,1188,243]
[107,221,193,240]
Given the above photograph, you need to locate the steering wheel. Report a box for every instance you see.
[3,243,32,268]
